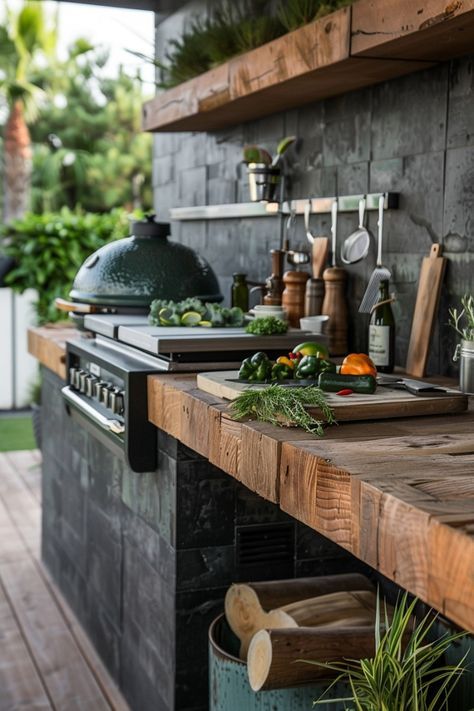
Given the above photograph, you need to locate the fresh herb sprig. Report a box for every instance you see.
[449,293,474,341]
[246,317,288,335]
[230,384,335,436]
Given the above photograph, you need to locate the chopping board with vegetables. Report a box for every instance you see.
[197,371,467,421]
[197,342,467,422]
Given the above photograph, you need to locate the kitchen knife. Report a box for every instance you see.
[377,376,449,396]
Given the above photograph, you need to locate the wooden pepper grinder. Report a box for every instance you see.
[282,271,309,327]
[322,200,348,355]
[264,249,285,306]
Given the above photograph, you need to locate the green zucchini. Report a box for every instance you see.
[318,372,377,394]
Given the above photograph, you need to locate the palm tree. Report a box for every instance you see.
[0,2,57,222]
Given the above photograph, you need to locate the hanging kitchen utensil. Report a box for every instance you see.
[322,199,348,355]
[405,243,447,377]
[340,196,371,265]
[358,195,391,313]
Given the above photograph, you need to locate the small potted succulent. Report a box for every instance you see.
[243,136,296,202]
[449,293,474,394]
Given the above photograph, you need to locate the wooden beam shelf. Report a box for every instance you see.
[142,0,474,133]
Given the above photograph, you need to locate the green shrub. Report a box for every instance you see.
[1,208,129,323]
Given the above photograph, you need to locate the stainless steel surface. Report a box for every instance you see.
[304,199,315,244]
[456,339,474,394]
[330,199,338,267]
[84,314,150,338]
[170,202,272,221]
[340,197,371,264]
[62,386,125,435]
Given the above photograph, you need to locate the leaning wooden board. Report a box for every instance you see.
[197,371,468,421]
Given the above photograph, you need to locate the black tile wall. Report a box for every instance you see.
[41,367,369,710]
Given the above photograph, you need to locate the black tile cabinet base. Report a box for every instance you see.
[40,366,370,711]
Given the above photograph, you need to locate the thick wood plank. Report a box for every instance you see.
[28,325,75,380]
[142,6,431,132]
[0,583,52,711]
[351,0,474,60]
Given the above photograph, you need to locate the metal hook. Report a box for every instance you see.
[284,202,297,249]
[304,199,315,245]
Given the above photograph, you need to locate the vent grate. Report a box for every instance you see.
[235,522,295,581]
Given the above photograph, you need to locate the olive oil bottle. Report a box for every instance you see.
[368,279,395,373]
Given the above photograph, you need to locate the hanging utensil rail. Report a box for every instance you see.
[268,192,399,216]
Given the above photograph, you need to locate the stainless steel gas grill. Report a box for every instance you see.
[62,315,326,472]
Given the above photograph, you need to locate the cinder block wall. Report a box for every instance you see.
[153,5,474,375]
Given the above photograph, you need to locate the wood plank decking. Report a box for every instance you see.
[0,449,129,711]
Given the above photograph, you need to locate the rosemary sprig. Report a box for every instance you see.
[230,384,336,436]
[448,293,474,341]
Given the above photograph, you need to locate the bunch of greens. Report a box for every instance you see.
[245,317,288,335]
[308,593,467,711]
[1,208,129,323]
[449,294,474,341]
[149,298,245,328]
[230,384,335,435]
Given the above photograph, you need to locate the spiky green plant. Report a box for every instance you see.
[278,0,353,32]
[304,594,467,711]
[449,294,474,342]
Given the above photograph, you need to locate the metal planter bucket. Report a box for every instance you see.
[454,339,474,394]
[209,614,345,710]
[247,163,281,202]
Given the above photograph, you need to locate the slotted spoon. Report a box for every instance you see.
[358,195,391,313]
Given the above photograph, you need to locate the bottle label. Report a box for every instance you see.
[369,325,390,366]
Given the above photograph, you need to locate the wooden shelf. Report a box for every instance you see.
[142,0,474,133]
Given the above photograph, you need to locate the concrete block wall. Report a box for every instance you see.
[153,8,474,375]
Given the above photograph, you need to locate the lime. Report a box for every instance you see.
[181,311,202,327]
[159,307,176,326]
[199,320,213,328]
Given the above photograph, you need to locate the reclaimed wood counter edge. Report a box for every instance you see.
[148,372,474,632]
[28,330,474,632]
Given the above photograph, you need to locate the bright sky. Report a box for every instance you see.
[2,1,156,86]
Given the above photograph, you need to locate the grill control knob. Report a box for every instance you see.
[74,369,85,389]
[85,375,98,398]
[79,371,89,393]
[109,388,125,416]
[69,367,78,388]
[101,384,114,408]
[93,381,107,400]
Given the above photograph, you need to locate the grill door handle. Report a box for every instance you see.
[62,386,125,435]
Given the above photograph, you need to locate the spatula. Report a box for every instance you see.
[358,195,391,313]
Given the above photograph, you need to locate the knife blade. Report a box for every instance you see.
[377,376,449,396]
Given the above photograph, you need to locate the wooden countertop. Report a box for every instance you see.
[28,327,474,632]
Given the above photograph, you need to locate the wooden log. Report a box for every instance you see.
[225,576,375,659]
[232,573,373,610]
[247,626,376,691]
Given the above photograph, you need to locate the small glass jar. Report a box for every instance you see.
[231,273,249,312]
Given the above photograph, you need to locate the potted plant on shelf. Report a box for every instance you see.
[449,293,474,394]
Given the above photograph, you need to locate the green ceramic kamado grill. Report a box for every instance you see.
[55,215,222,325]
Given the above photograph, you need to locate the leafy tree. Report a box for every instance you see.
[0,2,57,220]
[30,43,153,213]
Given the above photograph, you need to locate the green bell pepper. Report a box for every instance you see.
[250,351,269,367]
[271,363,293,381]
[295,355,336,379]
[255,360,273,381]
[238,357,255,380]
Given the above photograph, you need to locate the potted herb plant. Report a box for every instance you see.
[305,594,468,711]
[449,294,474,394]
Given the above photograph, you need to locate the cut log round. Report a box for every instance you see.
[247,626,376,691]
[281,590,377,626]
[224,585,297,659]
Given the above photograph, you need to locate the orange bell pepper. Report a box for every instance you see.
[276,355,296,369]
[340,353,377,377]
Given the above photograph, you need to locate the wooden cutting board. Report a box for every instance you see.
[405,243,447,377]
[197,371,468,422]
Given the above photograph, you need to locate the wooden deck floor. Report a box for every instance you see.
[0,450,129,711]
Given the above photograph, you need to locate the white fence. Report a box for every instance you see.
[0,288,38,410]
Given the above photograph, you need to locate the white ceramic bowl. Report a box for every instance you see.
[299,315,329,334]
[250,305,287,320]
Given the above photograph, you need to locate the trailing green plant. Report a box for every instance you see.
[304,593,467,711]
[449,294,474,342]
[230,384,335,435]
[278,0,353,32]
[1,208,129,323]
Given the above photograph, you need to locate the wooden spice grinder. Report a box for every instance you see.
[322,200,348,355]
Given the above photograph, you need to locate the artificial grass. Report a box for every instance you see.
[0,416,36,451]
